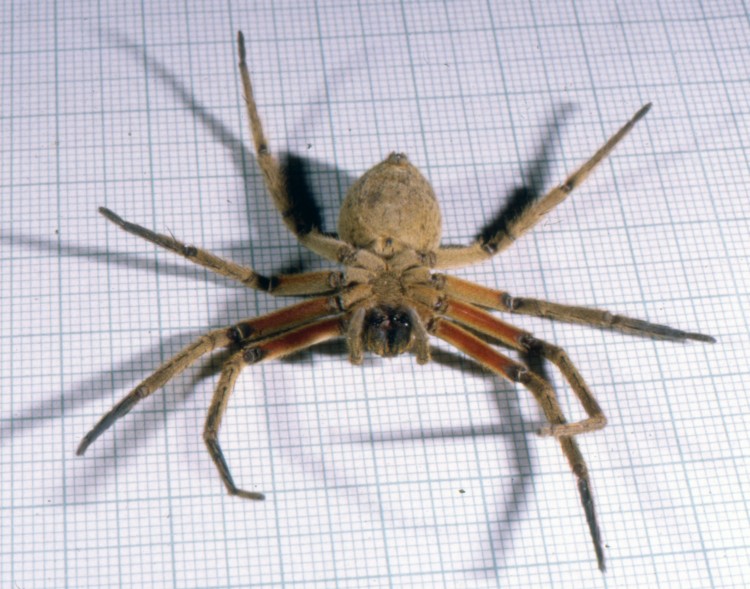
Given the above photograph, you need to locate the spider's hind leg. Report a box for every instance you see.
[236,31,365,265]
[98,207,343,296]
[433,104,652,270]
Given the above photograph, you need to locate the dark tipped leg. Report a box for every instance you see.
[77,331,227,455]
[432,318,606,571]
[434,104,654,269]
[99,207,344,295]
[77,392,143,455]
[202,316,344,499]
[559,437,606,572]
[436,274,715,344]
[578,477,605,572]
[203,352,265,500]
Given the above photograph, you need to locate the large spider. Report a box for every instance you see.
[78,32,714,571]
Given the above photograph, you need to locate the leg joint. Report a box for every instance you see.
[228,324,255,344]
[134,385,150,399]
[242,347,264,364]
[509,364,530,383]
[430,273,446,290]
[481,241,499,255]
[328,271,344,289]
[521,336,566,362]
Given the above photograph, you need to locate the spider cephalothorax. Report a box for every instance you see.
[78,31,714,572]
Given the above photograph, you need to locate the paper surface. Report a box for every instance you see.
[2,1,748,587]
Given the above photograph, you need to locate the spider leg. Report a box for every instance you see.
[77,295,347,455]
[431,317,605,571]
[433,104,652,270]
[236,31,380,269]
[99,207,342,296]
[504,295,716,343]
[76,328,229,455]
[440,297,606,437]
[203,316,344,499]
[434,274,715,343]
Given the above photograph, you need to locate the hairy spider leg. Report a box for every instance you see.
[204,317,344,499]
[433,103,653,270]
[98,206,343,296]
[237,31,384,274]
[436,274,715,343]
[431,318,606,571]
[438,297,607,437]
[77,296,345,455]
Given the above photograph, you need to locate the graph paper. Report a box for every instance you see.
[1,1,748,587]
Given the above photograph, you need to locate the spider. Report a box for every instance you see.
[78,31,714,572]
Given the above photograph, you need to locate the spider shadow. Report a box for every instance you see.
[477,103,575,247]
[342,345,541,574]
[110,30,343,276]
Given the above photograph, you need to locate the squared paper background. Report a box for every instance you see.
[1,0,748,587]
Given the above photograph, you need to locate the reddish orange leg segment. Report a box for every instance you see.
[203,316,344,499]
[432,318,606,571]
[228,295,342,344]
[77,295,346,456]
[433,274,512,310]
[441,298,607,437]
[436,273,714,343]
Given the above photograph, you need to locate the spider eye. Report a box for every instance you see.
[363,307,413,357]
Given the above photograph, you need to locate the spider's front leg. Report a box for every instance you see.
[77,295,346,456]
[436,273,715,343]
[203,317,344,499]
[440,296,608,438]
[431,318,606,571]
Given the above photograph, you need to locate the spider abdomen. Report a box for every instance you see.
[338,152,442,255]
